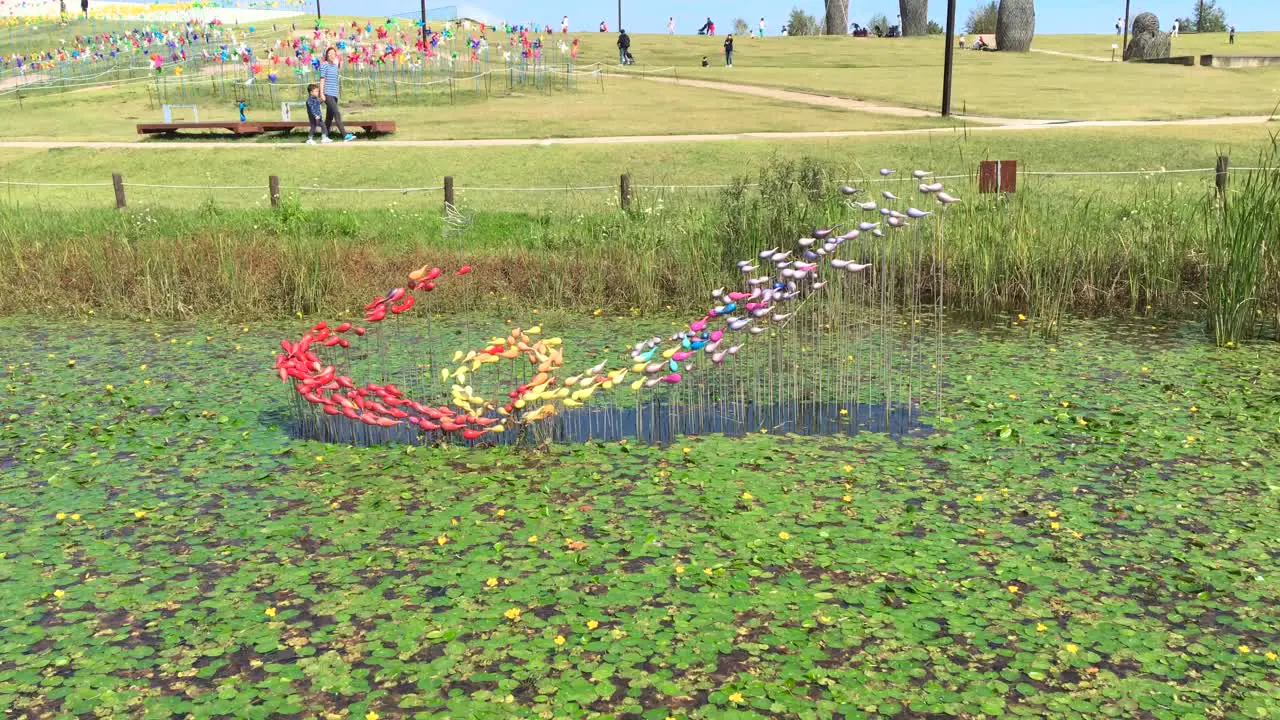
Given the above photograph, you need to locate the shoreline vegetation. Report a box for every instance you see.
[3,155,1276,344]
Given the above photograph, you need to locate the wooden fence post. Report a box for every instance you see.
[269,175,281,208]
[1215,155,1229,198]
[620,173,632,211]
[112,173,126,209]
[444,176,455,208]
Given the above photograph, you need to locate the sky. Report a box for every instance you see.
[287,0,1272,34]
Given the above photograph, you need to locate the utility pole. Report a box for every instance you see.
[315,0,321,22]
[420,0,427,44]
[1121,0,1131,59]
[941,0,957,116]
[617,0,622,31]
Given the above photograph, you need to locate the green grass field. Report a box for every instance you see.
[2,73,947,142]
[1,123,1275,211]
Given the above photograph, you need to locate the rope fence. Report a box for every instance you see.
[0,160,1267,211]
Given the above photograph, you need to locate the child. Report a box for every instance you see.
[304,83,325,144]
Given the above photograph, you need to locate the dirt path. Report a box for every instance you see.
[638,74,1040,126]
[0,114,1272,150]
[1031,48,1114,63]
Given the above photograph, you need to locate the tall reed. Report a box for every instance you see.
[1205,141,1280,346]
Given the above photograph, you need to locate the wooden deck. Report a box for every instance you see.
[137,120,397,136]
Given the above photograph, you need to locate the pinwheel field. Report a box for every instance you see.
[4,7,1280,719]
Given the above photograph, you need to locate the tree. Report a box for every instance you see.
[927,19,944,34]
[899,0,928,36]
[964,1,997,34]
[868,13,890,37]
[1192,0,1228,33]
[787,7,820,36]
[824,0,848,36]
[734,18,750,35]
[996,0,1035,51]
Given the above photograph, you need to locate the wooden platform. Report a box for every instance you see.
[136,120,396,136]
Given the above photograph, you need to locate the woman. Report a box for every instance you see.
[318,47,354,143]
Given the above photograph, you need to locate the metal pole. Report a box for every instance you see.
[1121,0,1131,60]
[420,0,427,43]
[617,0,622,32]
[941,0,957,116]
[315,0,321,22]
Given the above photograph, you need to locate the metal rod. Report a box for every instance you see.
[941,0,957,116]
[1122,0,1131,61]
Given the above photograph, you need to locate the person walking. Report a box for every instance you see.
[723,34,734,66]
[667,16,675,34]
[758,17,766,38]
[617,29,631,65]
[319,47,354,143]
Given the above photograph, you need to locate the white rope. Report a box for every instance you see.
[1022,167,1215,177]
[0,180,112,187]
[290,186,442,193]
[637,183,749,189]
[459,185,615,192]
[123,183,260,190]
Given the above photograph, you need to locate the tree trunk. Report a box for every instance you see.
[824,0,848,35]
[996,0,1035,51]
[899,0,928,36]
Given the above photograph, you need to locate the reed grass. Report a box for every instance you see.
[1205,142,1280,345]
[1,156,1276,340]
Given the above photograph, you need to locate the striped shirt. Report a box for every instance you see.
[319,61,340,98]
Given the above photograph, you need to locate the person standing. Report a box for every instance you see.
[758,17,765,38]
[319,47,354,143]
[667,16,675,34]
[1229,25,1236,44]
[1171,19,1179,38]
[617,29,630,65]
[304,83,325,144]
[561,15,568,34]
[1115,17,1122,34]
[80,0,88,18]
[723,34,734,66]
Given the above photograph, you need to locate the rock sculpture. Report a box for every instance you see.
[1124,13,1172,61]
[824,0,848,36]
[996,0,1035,52]
[899,0,928,36]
